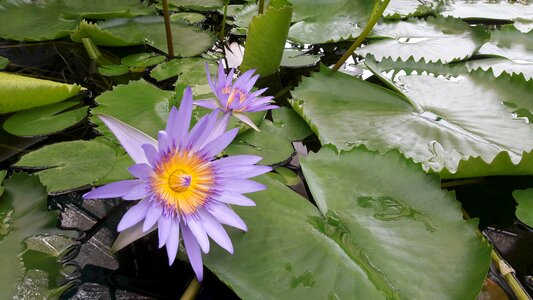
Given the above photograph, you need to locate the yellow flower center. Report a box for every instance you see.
[222,86,247,108]
[151,151,214,215]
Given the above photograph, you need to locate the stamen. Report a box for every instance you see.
[169,169,192,192]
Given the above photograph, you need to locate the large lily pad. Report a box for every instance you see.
[356,16,489,63]
[0,72,82,114]
[0,173,76,299]
[204,148,490,299]
[288,15,363,44]
[92,79,174,139]
[14,140,116,193]
[384,0,439,19]
[512,189,533,227]
[0,0,77,41]
[291,66,533,177]
[71,16,216,57]
[466,27,533,80]
[3,100,88,137]
[168,0,223,11]
[439,1,533,22]
[58,0,155,19]
[241,0,293,76]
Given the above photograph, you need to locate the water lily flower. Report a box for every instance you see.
[83,87,271,280]
[194,63,278,131]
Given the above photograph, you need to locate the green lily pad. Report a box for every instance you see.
[466,27,533,80]
[58,0,155,19]
[225,128,294,166]
[150,57,215,82]
[0,173,76,299]
[3,100,88,137]
[241,0,293,76]
[14,140,116,193]
[262,107,313,141]
[168,0,223,11]
[71,16,216,57]
[204,148,490,299]
[0,72,82,114]
[0,1,77,41]
[98,64,130,76]
[92,79,174,139]
[439,1,533,22]
[288,15,363,44]
[291,66,533,177]
[0,56,9,70]
[170,12,207,24]
[512,189,533,227]
[384,0,439,19]
[281,49,321,68]
[357,16,489,63]
[121,53,166,69]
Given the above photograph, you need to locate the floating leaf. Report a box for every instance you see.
[0,56,8,70]
[357,16,489,63]
[3,100,88,137]
[14,140,116,193]
[121,53,166,69]
[225,129,294,166]
[204,148,490,299]
[466,27,533,80]
[292,66,533,177]
[384,0,439,19]
[262,107,313,141]
[168,0,223,11]
[170,12,207,24]
[288,15,362,44]
[92,79,174,139]
[0,72,82,114]
[241,0,293,76]
[0,1,77,41]
[512,189,533,227]
[439,1,533,22]
[71,16,216,57]
[98,64,130,76]
[0,173,76,299]
[281,49,321,68]
[58,0,155,19]
[150,57,215,82]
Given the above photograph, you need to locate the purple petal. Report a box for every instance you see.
[83,180,143,199]
[213,192,256,206]
[246,105,279,112]
[216,165,272,179]
[217,63,226,88]
[166,220,180,265]
[233,113,259,131]
[200,128,238,158]
[98,114,157,164]
[233,69,256,91]
[111,221,157,253]
[197,112,231,150]
[158,131,171,154]
[141,144,160,167]
[207,202,247,231]
[218,179,267,193]
[198,209,233,253]
[242,74,259,92]
[186,216,210,253]
[188,110,219,150]
[213,155,263,167]
[117,198,151,232]
[182,225,204,281]
[158,213,173,248]
[143,204,163,231]
[175,87,194,148]
[128,163,153,180]
[122,183,150,200]
[193,100,220,110]
[206,63,216,92]
[247,88,268,99]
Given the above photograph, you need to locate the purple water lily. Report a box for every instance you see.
[194,63,278,130]
[83,86,271,280]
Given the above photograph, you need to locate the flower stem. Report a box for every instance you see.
[162,0,175,58]
[258,0,265,14]
[180,277,201,300]
[332,0,390,71]
[220,0,229,41]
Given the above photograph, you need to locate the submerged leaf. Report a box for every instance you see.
[0,73,82,114]
[14,140,116,193]
[292,66,533,177]
[204,148,490,299]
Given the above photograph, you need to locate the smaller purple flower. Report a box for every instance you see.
[83,87,271,281]
[194,63,278,131]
